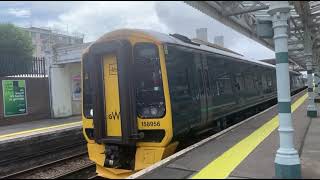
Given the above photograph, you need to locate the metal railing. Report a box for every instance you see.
[0,57,46,77]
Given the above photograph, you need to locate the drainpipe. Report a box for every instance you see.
[48,64,54,119]
[48,46,57,119]
[268,1,301,178]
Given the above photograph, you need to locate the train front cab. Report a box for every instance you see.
[81,32,178,178]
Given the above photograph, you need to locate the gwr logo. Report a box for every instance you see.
[108,112,120,120]
[109,64,117,75]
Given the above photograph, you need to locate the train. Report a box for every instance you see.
[81,29,306,178]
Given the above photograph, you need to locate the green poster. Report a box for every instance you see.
[2,80,27,117]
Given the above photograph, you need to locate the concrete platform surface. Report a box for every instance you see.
[131,91,315,179]
[230,94,309,179]
[301,104,320,178]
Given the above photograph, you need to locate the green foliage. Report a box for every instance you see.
[0,23,34,61]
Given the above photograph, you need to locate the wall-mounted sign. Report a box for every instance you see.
[72,74,81,101]
[2,80,27,117]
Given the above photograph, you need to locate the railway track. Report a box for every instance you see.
[0,141,87,177]
[0,151,97,179]
[0,127,88,178]
[0,141,86,167]
[51,163,96,179]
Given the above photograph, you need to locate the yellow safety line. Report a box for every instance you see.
[0,121,82,139]
[192,93,308,179]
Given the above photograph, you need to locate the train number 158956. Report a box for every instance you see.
[141,121,160,127]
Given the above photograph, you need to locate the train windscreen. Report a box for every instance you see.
[134,43,165,119]
[83,59,93,119]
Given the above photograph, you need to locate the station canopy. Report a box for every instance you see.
[185,1,320,71]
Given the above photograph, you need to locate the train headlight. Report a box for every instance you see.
[143,107,150,116]
[90,109,93,117]
[140,106,165,118]
[151,107,158,116]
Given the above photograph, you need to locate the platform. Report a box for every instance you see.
[0,115,81,141]
[128,90,319,179]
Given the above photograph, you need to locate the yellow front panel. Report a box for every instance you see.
[103,54,122,137]
[82,31,177,179]
[96,165,134,179]
[135,146,165,170]
[87,143,106,167]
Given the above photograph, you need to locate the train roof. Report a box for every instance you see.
[92,29,301,75]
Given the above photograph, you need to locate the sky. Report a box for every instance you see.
[0,1,275,60]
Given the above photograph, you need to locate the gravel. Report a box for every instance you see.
[14,155,94,179]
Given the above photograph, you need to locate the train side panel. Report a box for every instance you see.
[163,43,305,138]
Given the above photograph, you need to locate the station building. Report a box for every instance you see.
[50,42,91,118]
[20,26,84,75]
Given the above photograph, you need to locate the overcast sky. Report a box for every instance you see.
[0,1,275,60]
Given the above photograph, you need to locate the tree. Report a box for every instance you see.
[0,24,34,76]
[0,23,34,61]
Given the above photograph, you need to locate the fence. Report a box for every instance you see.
[0,57,46,77]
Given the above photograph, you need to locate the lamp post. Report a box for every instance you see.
[268,1,301,178]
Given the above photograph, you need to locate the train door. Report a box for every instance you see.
[194,53,208,126]
[103,54,122,137]
[202,54,210,125]
[87,40,138,145]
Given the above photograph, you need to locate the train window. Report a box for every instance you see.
[204,69,210,94]
[267,73,272,87]
[265,70,273,93]
[207,55,233,96]
[233,63,246,92]
[165,45,194,97]
[185,68,191,95]
[83,59,93,119]
[206,54,236,109]
[198,69,204,94]
[134,43,165,119]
